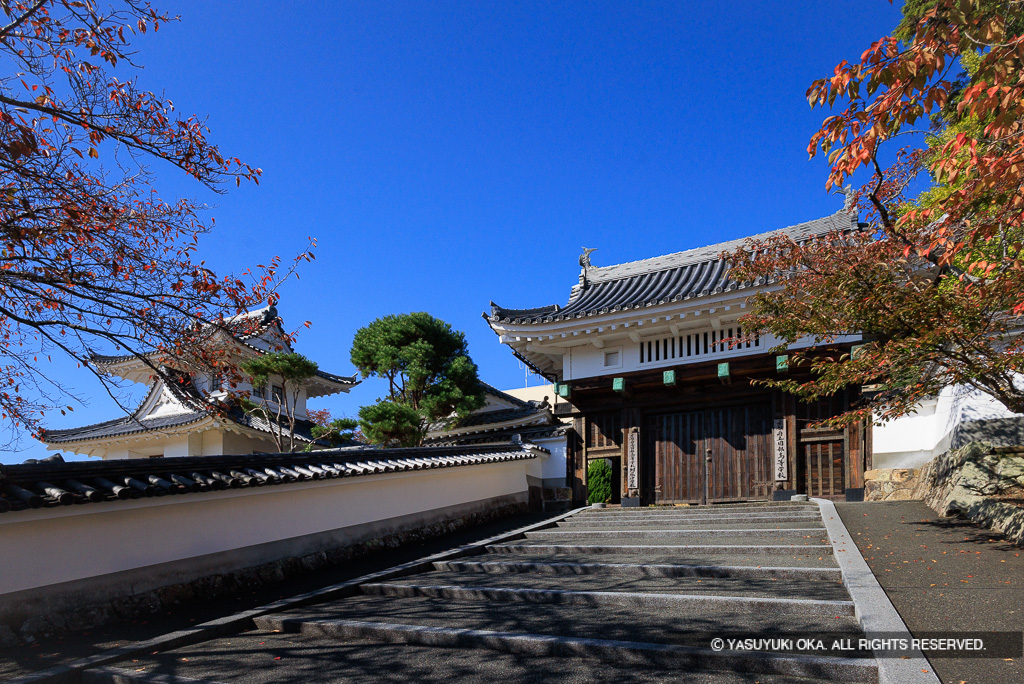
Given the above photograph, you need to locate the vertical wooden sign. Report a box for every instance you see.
[773,418,788,481]
[627,428,639,490]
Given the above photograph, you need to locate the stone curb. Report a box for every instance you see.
[432,558,844,580]
[813,498,941,684]
[6,507,585,684]
[486,543,835,555]
[253,617,879,682]
[359,582,856,616]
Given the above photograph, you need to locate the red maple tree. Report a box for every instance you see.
[730,0,1024,423]
[0,1,312,438]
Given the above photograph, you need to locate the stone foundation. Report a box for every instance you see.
[4,500,527,643]
[863,468,924,501]
[541,486,572,511]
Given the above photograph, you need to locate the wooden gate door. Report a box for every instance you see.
[797,396,848,499]
[706,404,773,502]
[649,404,772,504]
[647,411,704,504]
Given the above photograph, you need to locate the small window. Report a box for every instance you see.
[603,349,621,368]
[271,385,284,403]
[252,382,266,400]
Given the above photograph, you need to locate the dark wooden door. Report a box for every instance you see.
[648,404,772,504]
[800,436,846,498]
[797,395,849,499]
[706,404,774,502]
[647,411,704,504]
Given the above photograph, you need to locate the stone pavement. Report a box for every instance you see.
[80,503,881,683]
[836,501,1024,684]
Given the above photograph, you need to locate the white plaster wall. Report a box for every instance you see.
[162,435,191,458]
[564,333,785,381]
[526,436,567,483]
[873,384,1019,469]
[0,460,530,597]
[200,430,223,455]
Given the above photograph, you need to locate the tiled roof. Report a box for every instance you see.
[41,410,210,444]
[41,402,338,447]
[0,442,541,514]
[488,210,859,325]
[453,407,546,428]
[425,423,568,446]
[313,369,359,386]
[478,382,533,408]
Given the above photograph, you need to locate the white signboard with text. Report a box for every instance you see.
[773,418,788,482]
[627,430,639,489]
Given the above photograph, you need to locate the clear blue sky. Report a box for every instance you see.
[4,0,905,462]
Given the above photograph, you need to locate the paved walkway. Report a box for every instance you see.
[86,503,877,683]
[836,501,1024,684]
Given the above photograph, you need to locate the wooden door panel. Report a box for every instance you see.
[803,440,845,499]
[649,412,703,504]
[649,404,771,505]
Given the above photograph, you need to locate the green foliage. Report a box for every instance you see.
[240,352,318,388]
[238,352,319,452]
[310,417,360,446]
[358,402,423,448]
[351,313,486,447]
[587,459,613,505]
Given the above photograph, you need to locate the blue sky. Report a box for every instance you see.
[5,0,905,462]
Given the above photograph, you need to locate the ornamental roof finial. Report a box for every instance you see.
[841,184,855,211]
[579,247,596,272]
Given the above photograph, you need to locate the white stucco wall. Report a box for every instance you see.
[0,460,531,599]
[873,384,1020,469]
[525,436,567,484]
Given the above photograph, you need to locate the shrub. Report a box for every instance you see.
[587,459,613,504]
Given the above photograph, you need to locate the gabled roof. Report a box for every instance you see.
[487,210,860,326]
[0,442,542,514]
[425,382,560,444]
[40,403,334,448]
[478,382,534,409]
[89,306,357,390]
[41,410,210,444]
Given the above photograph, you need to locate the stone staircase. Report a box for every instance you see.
[231,503,877,683]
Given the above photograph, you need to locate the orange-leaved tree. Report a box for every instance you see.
[730,0,1024,424]
[0,1,312,439]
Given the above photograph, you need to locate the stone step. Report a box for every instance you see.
[472,549,840,568]
[252,616,877,682]
[577,503,817,514]
[107,629,838,684]
[359,581,856,616]
[527,528,828,540]
[262,593,865,646]
[433,558,844,581]
[486,543,835,556]
[82,667,225,683]
[558,513,823,526]
[377,568,849,601]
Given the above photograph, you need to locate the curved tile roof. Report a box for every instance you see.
[41,410,210,443]
[0,442,540,514]
[488,210,859,325]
